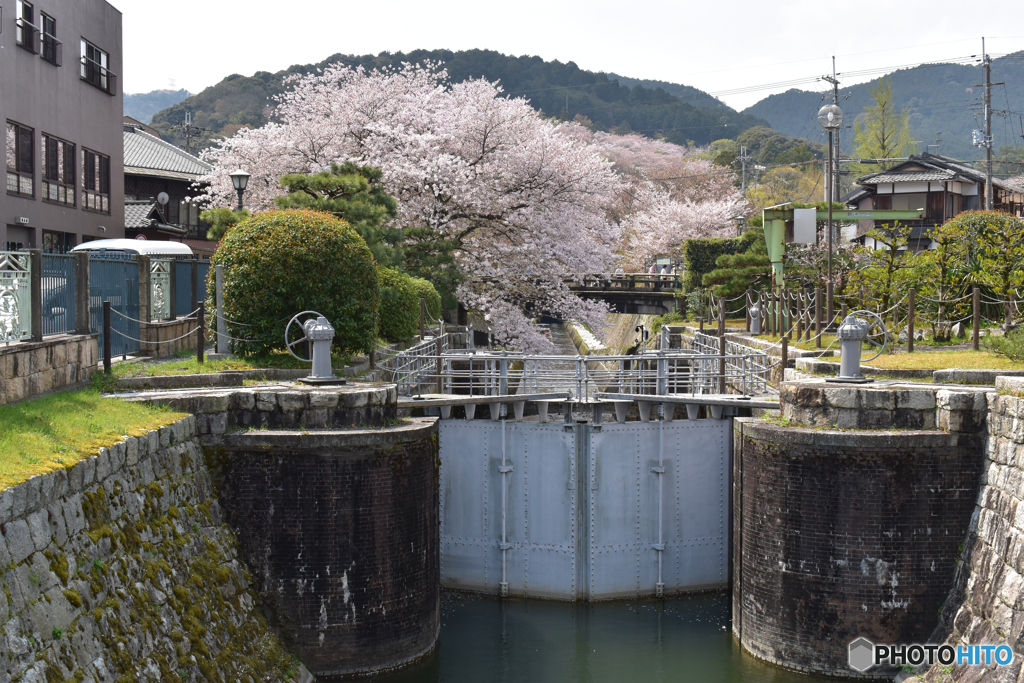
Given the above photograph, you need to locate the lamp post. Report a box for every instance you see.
[228,169,250,212]
[817,103,843,325]
[734,215,746,237]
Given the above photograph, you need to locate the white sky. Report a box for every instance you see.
[113,0,1024,112]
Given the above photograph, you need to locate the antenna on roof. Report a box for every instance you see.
[175,111,211,155]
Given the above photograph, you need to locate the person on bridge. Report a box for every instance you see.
[648,264,657,274]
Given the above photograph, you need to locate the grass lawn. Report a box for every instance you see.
[811,349,1024,371]
[109,348,352,379]
[752,333,840,352]
[0,390,188,490]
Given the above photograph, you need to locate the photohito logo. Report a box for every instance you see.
[848,638,1014,672]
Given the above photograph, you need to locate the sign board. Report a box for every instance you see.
[793,208,817,244]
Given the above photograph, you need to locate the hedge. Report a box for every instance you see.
[680,230,758,292]
[410,276,442,320]
[378,268,421,342]
[210,209,379,356]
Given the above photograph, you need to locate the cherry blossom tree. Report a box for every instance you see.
[200,63,619,351]
[199,65,742,350]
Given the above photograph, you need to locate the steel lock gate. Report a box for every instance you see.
[439,417,730,600]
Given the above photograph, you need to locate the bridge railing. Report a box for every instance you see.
[564,273,681,292]
[392,335,771,400]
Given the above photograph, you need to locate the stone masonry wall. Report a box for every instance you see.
[916,378,1024,683]
[0,335,97,405]
[733,421,984,679]
[0,416,303,683]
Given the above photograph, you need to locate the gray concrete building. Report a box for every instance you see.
[2,0,124,252]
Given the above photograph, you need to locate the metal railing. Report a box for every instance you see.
[690,331,772,395]
[41,253,76,336]
[564,273,681,292]
[392,334,771,401]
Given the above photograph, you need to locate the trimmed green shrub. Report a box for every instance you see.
[211,209,379,355]
[680,230,758,292]
[410,276,442,320]
[378,268,421,342]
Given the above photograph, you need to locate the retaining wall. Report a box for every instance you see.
[0,416,306,683]
[914,377,1024,682]
[139,318,199,358]
[0,334,97,405]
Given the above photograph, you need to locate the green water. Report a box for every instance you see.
[376,591,838,683]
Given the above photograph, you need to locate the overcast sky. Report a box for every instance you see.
[113,0,1024,112]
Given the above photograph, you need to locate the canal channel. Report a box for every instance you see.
[375,590,835,683]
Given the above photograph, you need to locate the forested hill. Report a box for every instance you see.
[148,49,769,151]
[743,52,1024,162]
[605,73,729,110]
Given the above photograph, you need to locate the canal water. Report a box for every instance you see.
[375,590,835,683]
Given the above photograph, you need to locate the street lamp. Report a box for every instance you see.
[818,103,843,325]
[734,215,746,237]
[228,169,251,212]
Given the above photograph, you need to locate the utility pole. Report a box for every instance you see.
[175,111,211,156]
[984,38,994,210]
[820,58,843,326]
[738,145,751,192]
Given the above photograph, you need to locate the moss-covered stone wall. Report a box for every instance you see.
[0,416,305,683]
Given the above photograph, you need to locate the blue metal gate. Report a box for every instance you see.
[41,253,76,336]
[439,416,731,599]
[89,255,140,356]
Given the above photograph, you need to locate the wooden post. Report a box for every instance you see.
[908,288,915,353]
[103,300,111,373]
[197,301,205,364]
[840,303,848,326]
[75,251,91,335]
[796,295,803,342]
[826,281,834,329]
[771,292,778,336]
[745,288,752,332]
[804,289,812,342]
[419,298,427,339]
[973,285,981,351]
[815,286,822,348]
[780,335,788,384]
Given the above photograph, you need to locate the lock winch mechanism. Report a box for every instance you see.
[285,310,347,385]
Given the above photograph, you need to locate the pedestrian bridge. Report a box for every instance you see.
[564,273,680,315]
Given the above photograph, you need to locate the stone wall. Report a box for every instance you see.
[139,318,200,358]
[122,383,397,440]
[733,420,985,679]
[0,334,97,405]
[0,416,305,683]
[915,377,1024,682]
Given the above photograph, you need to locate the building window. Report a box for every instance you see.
[42,230,74,254]
[82,148,109,213]
[6,121,35,198]
[15,0,39,54]
[80,39,116,95]
[42,134,75,206]
[40,13,61,66]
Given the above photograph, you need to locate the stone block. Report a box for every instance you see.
[10,482,28,519]
[125,437,139,467]
[834,408,859,429]
[25,509,51,551]
[308,391,340,408]
[2,520,35,563]
[937,390,979,411]
[46,503,68,548]
[172,418,188,444]
[860,389,896,411]
[0,488,11,525]
[824,387,859,409]
[858,410,894,429]
[109,442,126,473]
[301,408,329,428]
[198,395,230,413]
[894,389,936,411]
[159,426,172,447]
[208,413,228,435]
[5,376,26,403]
[95,449,111,482]
[23,475,43,513]
[49,469,67,502]
[147,429,159,455]
[231,391,256,411]
[255,392,278,412]
[277,391,308,413]
[342,391,369,408]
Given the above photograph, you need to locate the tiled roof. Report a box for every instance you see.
[862,170,957,183]
[125,200,157,229]
[123,126,212,179]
